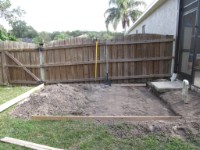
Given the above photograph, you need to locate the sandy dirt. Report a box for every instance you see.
[160,90,200,116]
[11,84,172,119]
[76,84,172,116]
[107,117,200,142]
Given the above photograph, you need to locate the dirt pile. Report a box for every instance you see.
[11,84,89,119]
[12,84,173,119]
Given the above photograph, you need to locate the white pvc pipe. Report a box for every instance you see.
[182,79,189,104]
[170,73,177,82]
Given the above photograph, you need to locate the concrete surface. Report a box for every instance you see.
[150,80,183,92]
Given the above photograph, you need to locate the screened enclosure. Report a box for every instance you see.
[177,0,200,88]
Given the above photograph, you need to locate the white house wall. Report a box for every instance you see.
[128,0,179,74]
[129,0,179,36]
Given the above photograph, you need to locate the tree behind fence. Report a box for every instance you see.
[0,34,173,85]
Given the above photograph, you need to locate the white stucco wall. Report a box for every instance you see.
[128,0,179,75]
[129,0,179,36]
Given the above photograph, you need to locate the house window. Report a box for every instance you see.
[142,25,146,34]
[136,30,138,34]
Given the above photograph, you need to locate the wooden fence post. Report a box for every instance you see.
[39,48,45,82]
[0,51,4,85]
[1,50,8,84]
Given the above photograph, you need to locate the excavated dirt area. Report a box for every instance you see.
[107,117,200,143]
[160,90,200,116]
[10,84,200,145]
[11,84,173,119]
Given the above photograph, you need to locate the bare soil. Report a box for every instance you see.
[11,84,172,119]
[160,90,200,116]
[107,117,200,142]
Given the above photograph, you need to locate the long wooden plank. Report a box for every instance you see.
[0,84,44,113]
[32,115,182,121]
[9,80,40,85]
[0,137,64,150]
[5,51,40,82]
[4,48,174,64]
[5,56,174,68]
[45,74,170,84]
[112,83,146,87]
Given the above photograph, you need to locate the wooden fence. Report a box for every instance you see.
[0,34,174,85]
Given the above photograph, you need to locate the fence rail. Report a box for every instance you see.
[0,34,174,85]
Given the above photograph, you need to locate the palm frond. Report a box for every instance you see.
[105,0,145,30]
[113,11,122,30]
[129,9,142,22]
[109,0,117,6]
[104,7,118,17]
[128,0,146,9]
[105,8,120,31]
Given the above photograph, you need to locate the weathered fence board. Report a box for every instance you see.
[0,51,3,84]
[0,34,174,85]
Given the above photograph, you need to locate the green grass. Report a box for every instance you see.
[0,110,199,150]
[0,86,199,149]
[0,86,32,105]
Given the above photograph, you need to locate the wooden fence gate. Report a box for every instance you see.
[0,34,174,85]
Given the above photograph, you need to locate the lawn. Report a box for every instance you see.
[0,86,200,150]
[0,86,32,105]
[0,111,200,150]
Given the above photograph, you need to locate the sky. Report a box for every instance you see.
[1,0,154,32]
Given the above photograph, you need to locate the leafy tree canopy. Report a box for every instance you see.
[33,31,51,44]
[0,29,16,41]
[0,0,25,23]
[33,30,123,44]
[10,20,38,38]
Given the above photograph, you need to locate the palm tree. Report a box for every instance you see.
[105,0,146,32]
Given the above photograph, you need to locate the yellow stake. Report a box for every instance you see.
[95,40,98,81]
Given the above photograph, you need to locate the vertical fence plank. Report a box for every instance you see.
[88,39,93,80]
[99,43,104,80]
[0,52,3,84]
[117,36,123,83]
[1,51,8,84]
[65,49,71,80]
[123,36,129,83]
[39,49,45,82]
[130,35,135,83]
[59,49,66,81]
[83,38,89,80]
[54,49,61,81]
[112,38,118,83]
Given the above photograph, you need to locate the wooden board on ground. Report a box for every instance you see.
[0,137,64,150]
[31,116,182,121]
[112,84,146,87]
[0,84,44,113]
